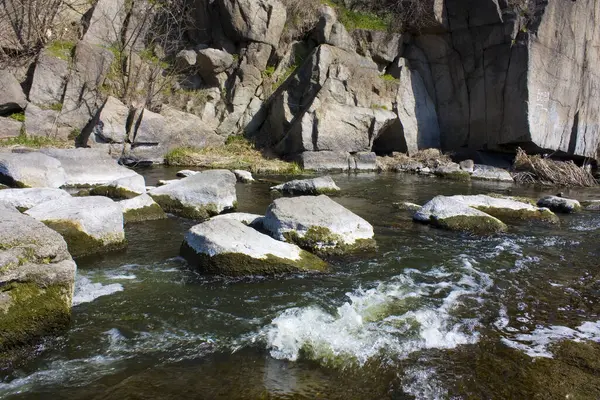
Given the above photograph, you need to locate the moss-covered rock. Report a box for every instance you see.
[119,194,167,224]
[450,194,559,224]
[181,218,328,276]
[435,170,471,181]
[537,195,582,214]
[283,226,377,256]
[89,185,140,200]
[270,176,341,196]
[42,219,126,257]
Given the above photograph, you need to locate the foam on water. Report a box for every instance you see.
[254,257,492,366]
[72,276,124,306]
[502,321,600,358]
[402,365,448,400]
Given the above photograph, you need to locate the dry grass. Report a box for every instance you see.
[377,148,452,171]
[0,134,73,149]
[513,148,597,187]
[164,136,303,174]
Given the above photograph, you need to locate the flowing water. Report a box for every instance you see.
[2,170,600,399]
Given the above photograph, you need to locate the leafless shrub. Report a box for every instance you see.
[513,148,597,187]
[377,148,451,171]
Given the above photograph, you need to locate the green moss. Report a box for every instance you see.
[89,185,139,200]
[434,170,472,182]
[486,193,537,206]
[46,40,75,61]
[123,204,167,224]
[381,74,399,82]
[180,245,328,276]
[474,206,560,224]
[149,194,225,220]
[431,215,507,235]
[8,112,25,122]
[0,282,71,352]
[331,4,390,31]
[0,133,67,149]
[283,226,376,256]
[41,219,126,257]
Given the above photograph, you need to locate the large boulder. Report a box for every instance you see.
[262,45,399,158]
[89,174,146,199]
[24,103,71,140]
[119,194,166,223]
[90,96,131,144]
[216,0,287,47]
[270,176,340,195]
[196,48,234,84]
[0,152,68,188]
[414,196,508,234]
[0,117,22,139]
[0,205,77,352]
[537,195,581,214]
[40,148,143,190]
[352,29,403,65]
[263,195,375,255]
[181,219,328,276]
[148,170,237,219]
[0,188,71,211]
[29,49,70,107]
[25,196,126,257]
[82,0,126,46]
[0,70,27,116]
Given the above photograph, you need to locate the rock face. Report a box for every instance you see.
[270,176,340,195]
[119,194,166,223]
[217,0,287,47]
[148,170,237,219]
[0,188,71,211]
[0,205,77,352]
[412,0,600,159]
[263,195,375,255]
[0,152,68,188]
[28,50,70,107]
[25,196,126,257]
[181,218,327,276]
[537,195,581,214]
[414,196,508,234]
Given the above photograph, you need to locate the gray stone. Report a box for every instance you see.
[25,196,126,257]
[196,48,234,83]
[175,49,197,69]
[24,103,71,140]
[89,174,146,199]
[176,170,199,178]
[413,195,507,234]
[263,195,375,255]
[0,152,67,188]
[0,70,27,115]
[314,6,355,52]
[351,152,378,171]
[471,165,513,182]
[210,212,264,229]
[352,29,402,64]
[40,148,142,188]
[233,169,254,183]
[0,206,76,351]
[29,50,70,107]
[181,218,327,276]
[217,0,287,47]
[91,96,131,144]
[459,159,475,173]
[448,194,558,223]
[581,200,600,211]
[271,176,340,195]
[0,188,71,211]
[537,195,581,214]
[300,151,351,172]
[82,0,126,46]
[118,193,166,223]
[148,169,237,219]
[0,117,22,139]
[157,179,181,186]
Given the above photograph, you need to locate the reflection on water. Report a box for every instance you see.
[2,170,600,399]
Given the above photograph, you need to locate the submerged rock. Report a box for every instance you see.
[414,196,508,234]
[119,194,167,223]
[270,176,340,196]
[25,196,126,257]
[149,170,237,219]
[263,195,375,255]
[210,213,264,229]
[393,202,422,211]
[0,204,76,352]
[233,170,255,183]
[581,200,600,211]
[0,152,67,188]
[181,219,328,276]
[0,188,71,211]
[537,195,581,214]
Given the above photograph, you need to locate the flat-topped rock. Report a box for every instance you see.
[0,188,71,211]
[40,148,141,188]
[0,152,67,188]
[448,194,558,223]
[471,165,514,182]
[149,170,237,219]
[210,212,264,229]
[263,195,375,255]
[414,196,508,234]
[581,200,600,211]
[119,194,166,223]
[25,196,126,257]
[89,174,146,199]
[270,176,340,196]
[181,219,328,276]
[233,170,255,183]
[433,163,471,181]
[537,195,581,214]
[0,206,76,351]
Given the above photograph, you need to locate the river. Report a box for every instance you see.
[2,169,600,399]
